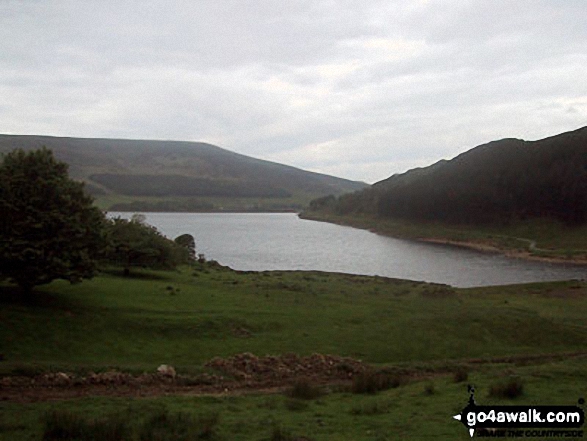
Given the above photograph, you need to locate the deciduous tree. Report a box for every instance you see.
[103,216,189,275]
[0,148,105,294]
[174,233,196,261]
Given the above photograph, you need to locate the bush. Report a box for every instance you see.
[42,409,219,441]
[103,215,191,275]
[285,398,309,412]
[175,234,196,261]
[269,424,295,441]
[138,410,219,441]
[489,377,524,399]
[424,382,435,395]
[286,379,324,400]
[351,370,403,394]
[350,400,392,415]
[42,411,127,441]
[453,368,469,383]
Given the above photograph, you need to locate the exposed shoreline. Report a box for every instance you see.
[419,238,587,265]
[300,212,587,266]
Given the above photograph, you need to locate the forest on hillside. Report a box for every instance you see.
[309,126,587,226]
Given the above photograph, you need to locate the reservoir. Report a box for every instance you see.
[110,212,585,288]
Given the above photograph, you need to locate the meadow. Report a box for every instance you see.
[1,264,586,440]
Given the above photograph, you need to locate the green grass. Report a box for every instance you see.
[2,267,587,373]
[1,266,587,439]
[1,357,586,440]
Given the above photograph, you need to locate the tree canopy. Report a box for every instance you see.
[174,233,196,261]
[0,148,105,293]
[103,215,191,275]
[307,128,587,226]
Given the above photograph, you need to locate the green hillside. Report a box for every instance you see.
[2,267,587,439]
[0,135,367,212]
[304,126,587,260]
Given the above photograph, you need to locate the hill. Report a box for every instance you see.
[308,126,587,225]
[303,126,587,261]
[0,135,367,212]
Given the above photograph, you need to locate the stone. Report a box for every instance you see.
[156,364,176,378]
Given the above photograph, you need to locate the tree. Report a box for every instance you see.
[174,234,196,261]
[103,216,189,275]
[0,148,105,294]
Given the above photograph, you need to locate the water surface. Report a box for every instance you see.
[110,212,585,288]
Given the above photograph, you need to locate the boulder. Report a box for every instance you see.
[156,364,176,378]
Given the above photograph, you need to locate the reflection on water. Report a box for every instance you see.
[109,212,586,288]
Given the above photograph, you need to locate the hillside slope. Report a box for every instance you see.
[309,126,587,226]
[0,135,367,212]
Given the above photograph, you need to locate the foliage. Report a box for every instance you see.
[351,370,403,394]
[175,233,196,261]
[42,409,218,441]
[453,368,469,383]
[102,215,190,274]
[308,194,336,211]
[0,148,105,293]
[42,410,127,441]
[488,377,525,399]
[138,409,219,441]
[286,379,324,400]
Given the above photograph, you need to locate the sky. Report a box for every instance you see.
[1,0,586,183]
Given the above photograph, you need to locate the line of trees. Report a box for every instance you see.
[0,148,197,295]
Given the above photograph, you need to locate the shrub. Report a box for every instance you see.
[285,398,309,412]
[269,424,296,441]
[489,377,524,399]
[286,379,324,400]
[351,370,403,394]
[350,400,392,415]
[103,216,190,275]
[424,382,435,395]
[453,368,469,383]
[138,409,219,441]
[42,411,127,441]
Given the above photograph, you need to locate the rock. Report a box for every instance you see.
[156,364,176,378]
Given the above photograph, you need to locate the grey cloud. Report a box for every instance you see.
[1,0,586,182]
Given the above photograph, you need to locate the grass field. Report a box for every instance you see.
[1,264,586,440]
[94,192,317,212]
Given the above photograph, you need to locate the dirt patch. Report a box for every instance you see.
[421,238,587,265]
[0,353,367,403]
[3,352,585,403]
[205,352,366,384]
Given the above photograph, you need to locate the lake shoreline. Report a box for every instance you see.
[299,212,587,267]
[109,212,587,286]
[420,238,587,266]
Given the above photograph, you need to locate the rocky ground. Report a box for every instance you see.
[0,353,368,403]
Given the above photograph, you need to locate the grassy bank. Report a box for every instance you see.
[1,265,586,439]
[300,211,587,263]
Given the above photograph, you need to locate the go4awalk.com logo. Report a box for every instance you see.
[453,387,585,438]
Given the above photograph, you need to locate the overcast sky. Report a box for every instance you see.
[1,0,586,183]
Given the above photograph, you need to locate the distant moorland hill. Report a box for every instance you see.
[0,135,367,212]
[308,126,587,226]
